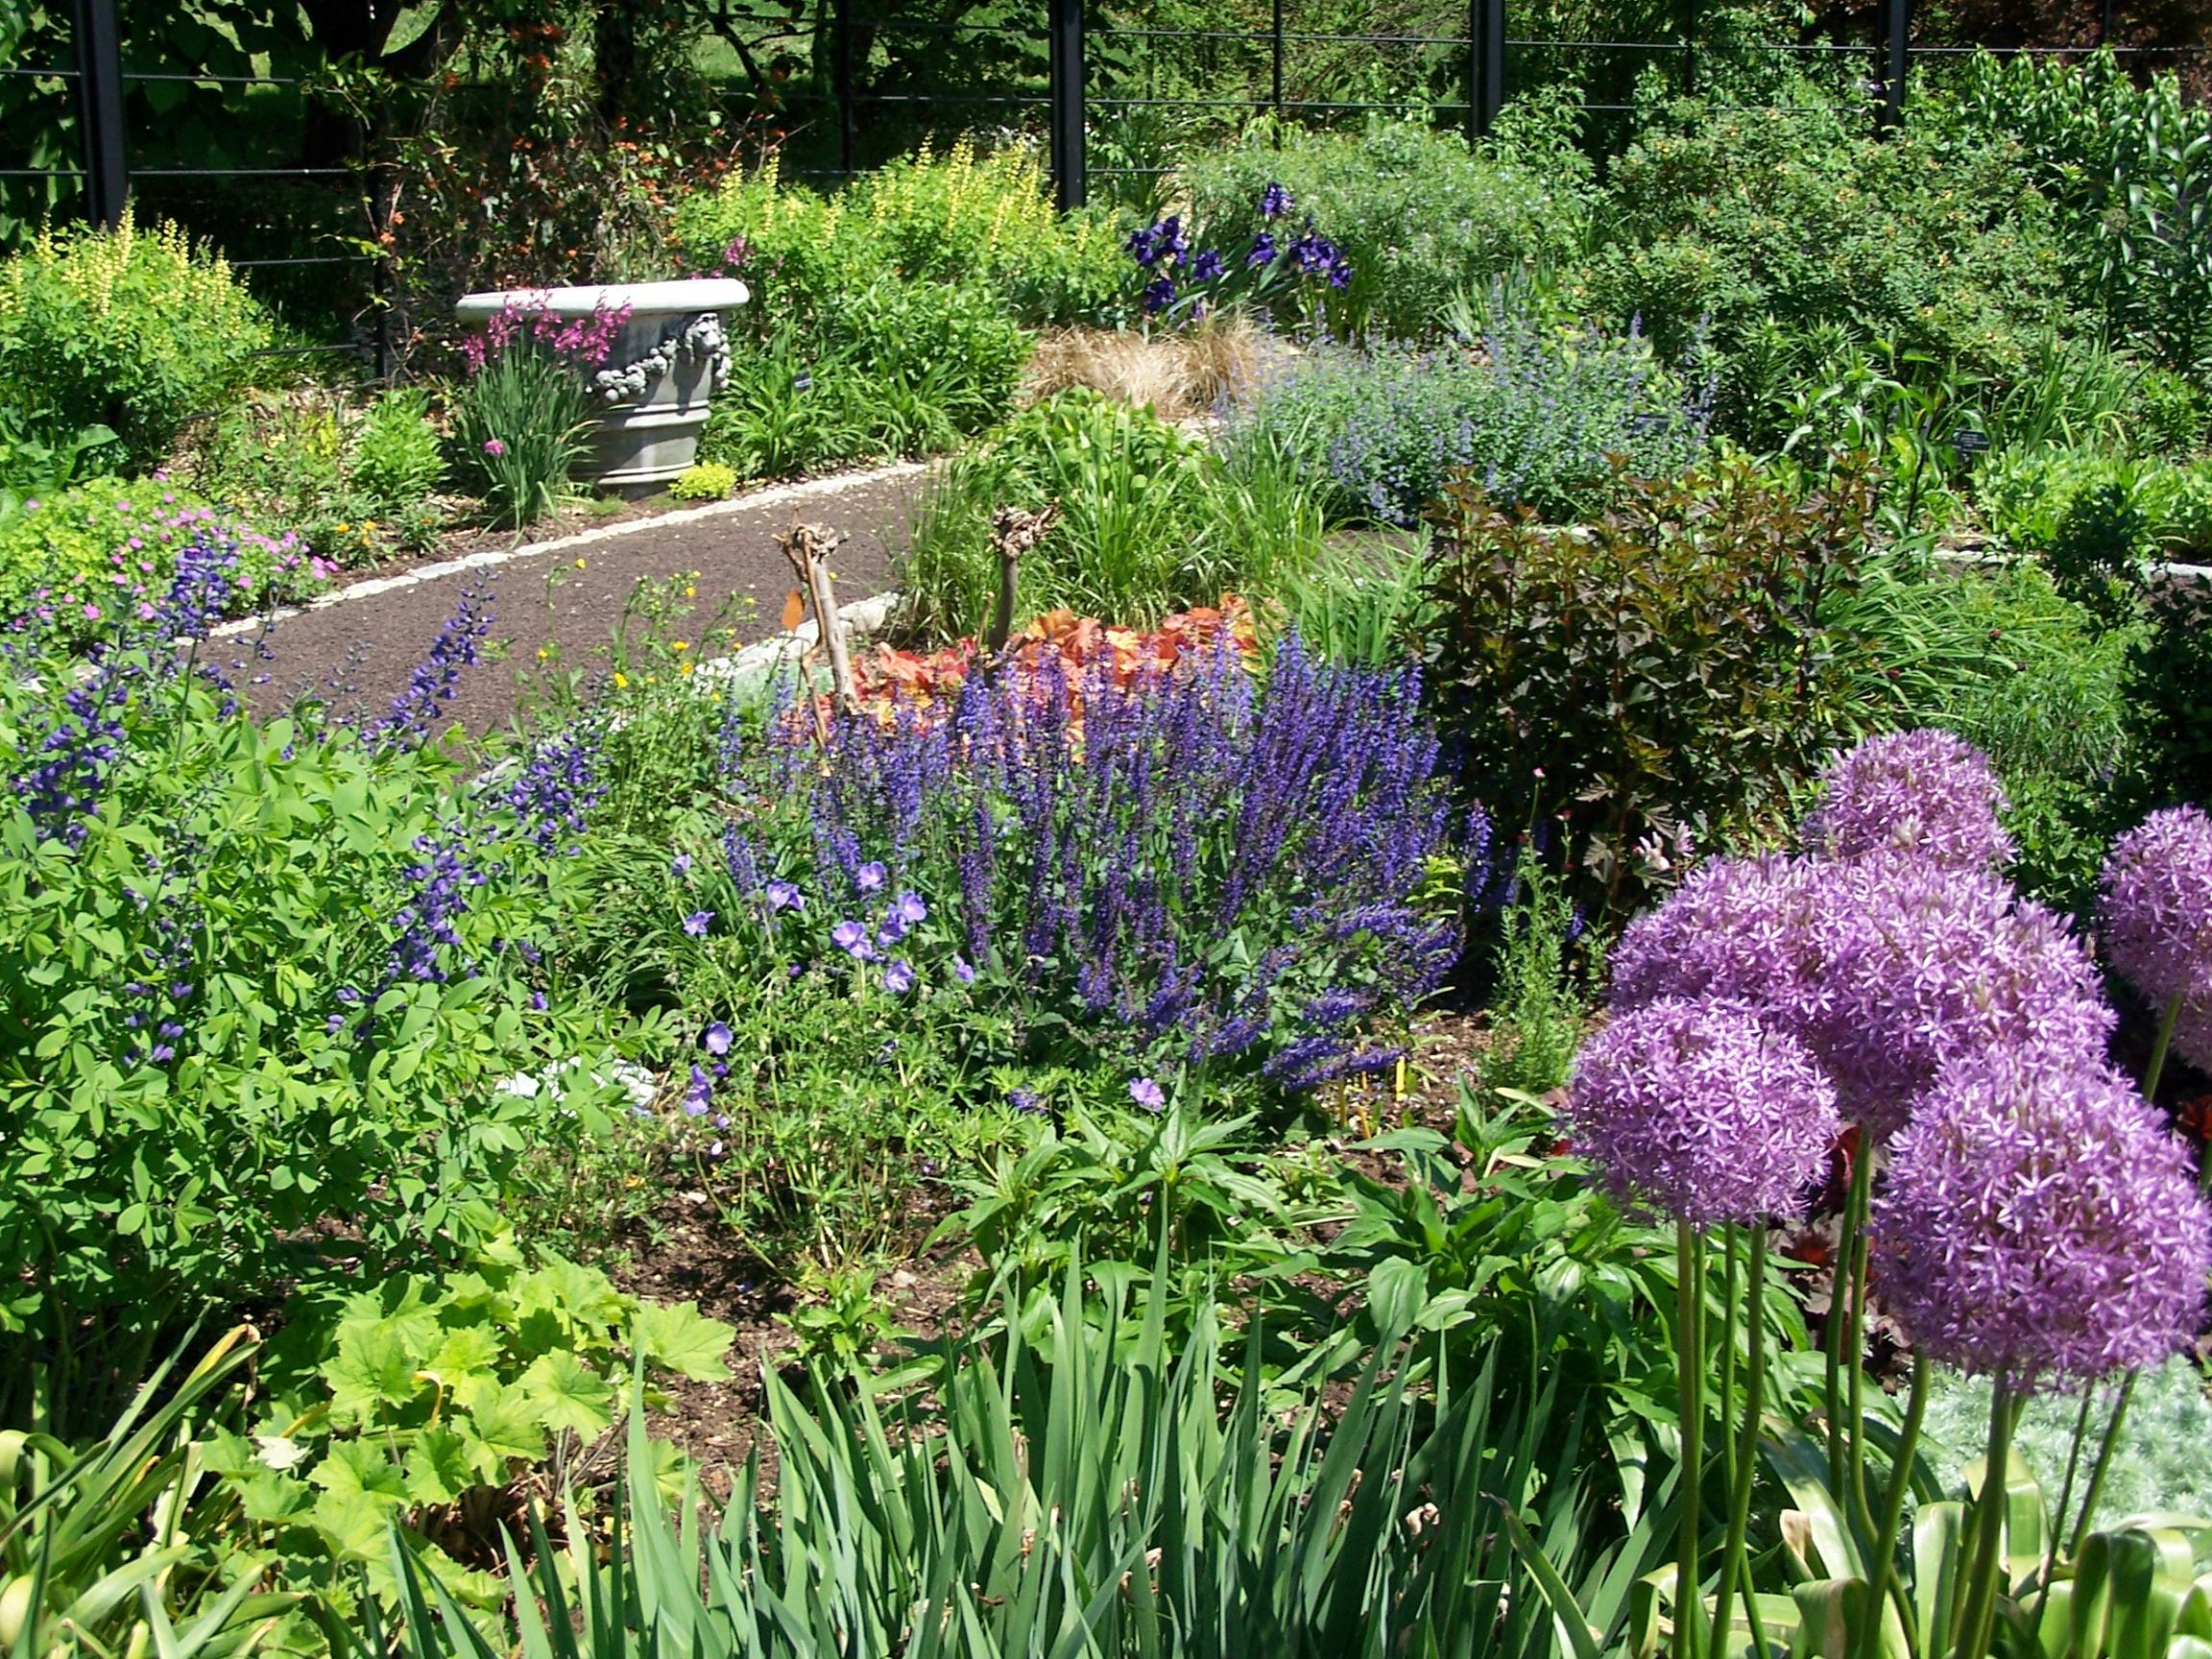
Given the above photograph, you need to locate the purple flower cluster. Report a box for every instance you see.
[13,528,250,843]
[501,719,606,853]
[745,631,1461,1088]
[2099,805,2212,1072]
[1565,998,1839,1225]
[462,297,631,374]
[1123,186,1351,324]
[1800,729,2015,873]
[1592,730,2212,1389]
[1871,1050,2209,1389]
[383,823,493,985]
[362,588,493,754]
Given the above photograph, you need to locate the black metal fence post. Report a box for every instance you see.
[1878,0,1911,133]
[1048,0,1086,211]
[1469,0,1504,141]
[72,0,128,227]
[1270,0,1286,118]
[832,0,855,178]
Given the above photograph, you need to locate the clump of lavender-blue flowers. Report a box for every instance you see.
[1800,728,2015,874]
[1871,1049,2210,1391]
[1564,998,1839,1226]
[685,630,1463,1092]
[2099,804,2212,1075]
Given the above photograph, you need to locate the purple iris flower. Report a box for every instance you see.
[1259,181,1291,220]
[1190,248,1225,281]
[1245,231,1277,268]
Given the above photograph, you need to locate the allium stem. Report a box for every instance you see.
[1951,1383,2020,1659]
[1855,1352,1930,1659]
[2066,1370,2137,1558]
[1719,1223,1741,1503]
[1827,1144,1873,1507]
[2146,989,2181,1108]
[1676,1218,1708,1659]
[1845,1156,1877,1551]
[1712,1226,1769,1657]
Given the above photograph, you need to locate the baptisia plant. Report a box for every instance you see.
[1540,730,2212,1659]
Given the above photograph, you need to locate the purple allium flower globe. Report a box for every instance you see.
[2099,805,2212,1072]
[1810,861,2114,1135]
[1801,730,2015,874]
[1562,998,1840,1227]
[1608,854,1832,1027]
[1871,1050,2211,1391]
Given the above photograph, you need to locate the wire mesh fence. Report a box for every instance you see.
[2,0,2205,365]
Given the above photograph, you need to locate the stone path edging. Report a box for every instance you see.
[209,461,926,641]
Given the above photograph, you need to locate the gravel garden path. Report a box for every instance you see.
[232,463,924,737]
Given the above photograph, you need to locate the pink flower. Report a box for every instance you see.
[482,438,507,456]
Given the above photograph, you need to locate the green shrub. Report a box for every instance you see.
[1938,50,2212,375]
[1176,116,1593,341]
[0,475,325,645]
[0,586,615,1436]
[1270,537,1431,668]
[698,276,1029,481]
[349,387,446,517]
[897,389,1326,639]
[1829,557,2135,909]
[0,210,273,469]
[0,400,113,517]
[675,142,1121,329]
[1591,95,2071,437]
[667,461,735,500]
[1977,444,2212,563]
[1422,458,1873,914]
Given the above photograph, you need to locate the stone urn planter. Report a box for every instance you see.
[453,277,750,490]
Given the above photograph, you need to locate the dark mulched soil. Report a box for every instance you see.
[238,468,920,739]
